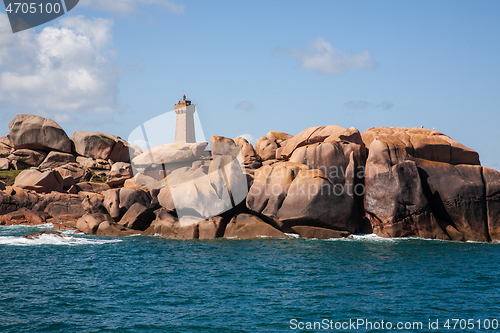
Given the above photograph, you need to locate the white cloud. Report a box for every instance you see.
[344,100,369,110]
[344,100,394,110]
[0,14,121,115]
[79,0,184,15]
[238,134,256,145]
[235,101,254,111]
[284,37,376,76]
[130,139,150,151]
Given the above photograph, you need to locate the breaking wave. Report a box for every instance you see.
[0,233,122,246]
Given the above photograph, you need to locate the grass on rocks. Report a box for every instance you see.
[0,168,109,187]
[0,170,23,186]
[84,169,108,183]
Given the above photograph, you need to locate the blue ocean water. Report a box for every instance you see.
[0,224,499,333]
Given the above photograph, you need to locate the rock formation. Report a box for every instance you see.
[8,114,72,153]
[1,114,500,242]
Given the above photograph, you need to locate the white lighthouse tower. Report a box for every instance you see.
[174,94,196,143]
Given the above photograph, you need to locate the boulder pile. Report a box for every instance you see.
[1,114,499,242]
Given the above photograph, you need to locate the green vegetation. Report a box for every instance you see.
[83,169,108,184]
[0,169,23,186]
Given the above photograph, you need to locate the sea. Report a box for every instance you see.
[0,224,499,333]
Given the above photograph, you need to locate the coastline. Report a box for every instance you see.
[1,114,499,243]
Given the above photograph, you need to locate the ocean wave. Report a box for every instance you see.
[348,234,396,242]
[0,223,54,232]
[0,233,122,246]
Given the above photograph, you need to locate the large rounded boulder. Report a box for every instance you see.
[71,131,131,163]
[362,128,490,242]
[246,162,359,233]
[7,114,72,153]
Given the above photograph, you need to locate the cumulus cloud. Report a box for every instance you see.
[344,100,394,110]
[0,14,122,116]
[281,37,376,76]
[79,0,184,15]
[235,101,254,112]
[237,134,256,145]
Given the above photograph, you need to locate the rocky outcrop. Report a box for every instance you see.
[76,213,113,234]
[117,203,155,230]
[0,208,49,226]
[76,182,110,194]
[81,192,106,214]
[39,151,76,170]
[7,149,47,168]
[71,131,131,163]
[235,137,260,169]
[247,141,363,233]
[0,158,9,170]
[364,150,451,240]
[418,160,489,242]
[132,142,207,166]
[13,169,64,193]
[291,226,350,239]
[102,188,152,221]
[76,156,111,170]
[362,128,490,242]
[0,137,12,157]
[0,187,40,215]
[255,135,279,162]
[484,167,500,241]
[95,220,141,237]
[24,230,70,239]
[55,163,89,184]
[362,127,480,165]
[2,113,500,243]
[43,193,87,221]
[106,162,133,187]
[143,208,199,239]
[276,125,349,160]
[154,144,248,222]
[277,167,358,233]
[8,114,72,153]
[103,189,122,220]
[223,214,287,239]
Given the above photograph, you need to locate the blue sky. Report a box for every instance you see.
[0,1,499,168]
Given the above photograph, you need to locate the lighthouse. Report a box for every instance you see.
[174,94,196,143]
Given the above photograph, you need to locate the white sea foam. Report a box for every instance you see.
[313,233,398,242]
[0,223,54,232]
[350,233,393,241]
[0,234,122,246]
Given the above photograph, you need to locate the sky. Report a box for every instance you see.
[0,1,499,168]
